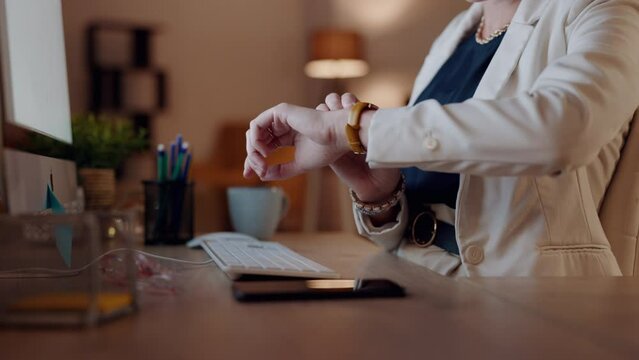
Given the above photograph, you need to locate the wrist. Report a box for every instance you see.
[335,111,352,154]
[352,170,401,203]
[351,174,405,217]
[358,109,374,151]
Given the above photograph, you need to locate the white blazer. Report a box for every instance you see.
[354,0,639,276]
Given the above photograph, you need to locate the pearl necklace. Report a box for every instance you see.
[475,16,510,45]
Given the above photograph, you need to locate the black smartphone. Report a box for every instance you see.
[232,278,405,302]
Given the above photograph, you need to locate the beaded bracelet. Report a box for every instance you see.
[350,175,405,216]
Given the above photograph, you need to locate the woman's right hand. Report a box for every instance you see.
[317,93,401,203]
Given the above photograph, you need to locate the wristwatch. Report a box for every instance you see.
[345,101,378,154]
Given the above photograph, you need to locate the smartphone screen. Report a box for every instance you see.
[232,279,405,302]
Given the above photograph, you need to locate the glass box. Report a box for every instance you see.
[0,212,137,327]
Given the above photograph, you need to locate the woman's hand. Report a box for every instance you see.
[243,103,351,181]
[317,93,401,203]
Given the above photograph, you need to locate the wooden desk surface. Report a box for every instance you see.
[1,232,638,360]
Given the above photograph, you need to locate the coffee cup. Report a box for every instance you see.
[226,187,289,240]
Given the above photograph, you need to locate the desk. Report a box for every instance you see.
[1,232,638,360]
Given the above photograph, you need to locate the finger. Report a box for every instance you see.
[245,130,253,155]
[243,157,256,178]
[247,126,280,159]
[248,123,270,157]
[316,103,330,112]
[261,161,303,181]
[249,107,281,156]
[342,93,358,108]
[249,104,300,155]
[325,93,343,111]
[244,130,265,177]
[247,152,268,178]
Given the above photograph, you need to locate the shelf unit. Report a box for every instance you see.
[86,22,167,138]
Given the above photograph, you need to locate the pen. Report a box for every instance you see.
[181,152,192,182]
[169,142,177,180]
[172,142,188,180]
[157,144,166,182]
[174,134,183,179]
[176,134,183,154]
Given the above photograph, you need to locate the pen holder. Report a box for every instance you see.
[143,180,194,245]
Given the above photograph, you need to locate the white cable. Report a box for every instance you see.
[136,250,213,265]
[0,248,213,279]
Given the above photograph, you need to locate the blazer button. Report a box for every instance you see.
[463,245,484,265]
[423,137,439,150]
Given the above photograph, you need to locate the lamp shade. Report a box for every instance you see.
[305,30,369,79]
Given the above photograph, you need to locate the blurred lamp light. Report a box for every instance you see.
[305,30,369,79]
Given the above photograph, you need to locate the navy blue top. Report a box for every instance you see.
[402,31,504,253]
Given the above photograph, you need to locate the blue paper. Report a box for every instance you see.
[54,225,73,267]
[46,183,65,213]
[45,184,72,267]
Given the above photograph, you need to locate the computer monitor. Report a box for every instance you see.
[0,0,77,214]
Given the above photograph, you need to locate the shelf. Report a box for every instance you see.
[86,20,167,139]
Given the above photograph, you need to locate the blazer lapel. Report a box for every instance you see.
[409,4,483,105]
[474,0,551,99]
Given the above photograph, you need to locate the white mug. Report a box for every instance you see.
[226,187,289,240]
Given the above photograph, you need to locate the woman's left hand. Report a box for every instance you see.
[243,103,350,181]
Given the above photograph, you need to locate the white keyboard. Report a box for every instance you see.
[196,233,340,279]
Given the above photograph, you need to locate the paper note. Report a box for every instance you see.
[9,292,133,315]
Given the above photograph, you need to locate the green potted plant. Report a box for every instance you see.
[72,114,147,209]
[29,114,147,209]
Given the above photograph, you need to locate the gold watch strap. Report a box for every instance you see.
[345,101,377,155]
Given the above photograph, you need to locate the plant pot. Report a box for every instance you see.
[79,168,116,210]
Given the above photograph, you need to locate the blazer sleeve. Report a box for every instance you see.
[366,0,639,177]
[353,195,409,252]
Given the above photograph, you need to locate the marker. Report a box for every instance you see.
[156,144,166,182]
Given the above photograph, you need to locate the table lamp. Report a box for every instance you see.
[304,30,369,79]
[304,30,369,234]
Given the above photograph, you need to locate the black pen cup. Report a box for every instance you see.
[143,180,194,245]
